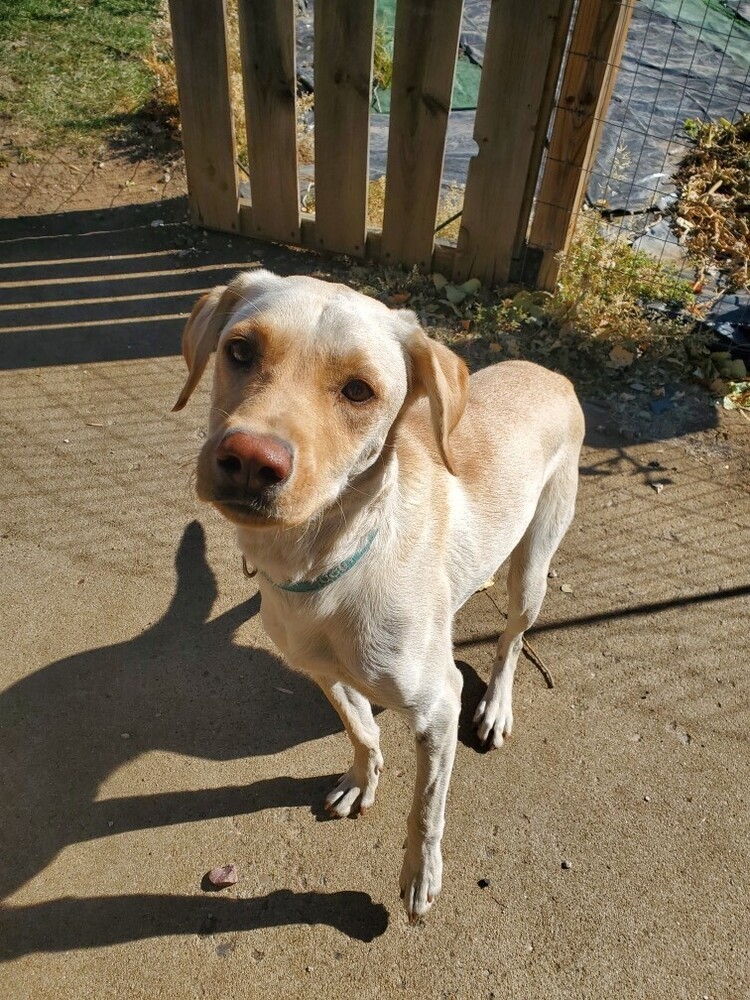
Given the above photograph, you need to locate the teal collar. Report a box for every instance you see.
[257,529,378,593]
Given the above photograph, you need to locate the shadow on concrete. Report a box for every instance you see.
[0,521,390,951]
[456,659,492,754]
[0,890,389,958]
[454,583,750,654]
[0,198,324,370]
[1,197,721,447]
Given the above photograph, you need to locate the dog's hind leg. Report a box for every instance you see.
[474,455,579,748]
[318,679,384,817]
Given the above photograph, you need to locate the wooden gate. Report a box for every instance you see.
[168,0,633,290]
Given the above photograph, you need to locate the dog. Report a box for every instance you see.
[173,269,584,921]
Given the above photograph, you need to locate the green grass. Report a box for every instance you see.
[0,0,161,149]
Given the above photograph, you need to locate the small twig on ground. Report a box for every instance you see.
[482,587,555,689]
[519,635,555,689]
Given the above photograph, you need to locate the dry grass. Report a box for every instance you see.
[434,182,464,243]
[145,1,314,171]
[547,208,696,337]
[372,21,393,92]
[674,113,750,291]
[142,3,180,134]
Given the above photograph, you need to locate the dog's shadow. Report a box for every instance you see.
[0,521,388,957]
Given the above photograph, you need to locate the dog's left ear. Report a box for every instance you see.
[400,314,469,475]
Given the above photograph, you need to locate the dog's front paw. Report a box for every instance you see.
[473,685,513,749]
[324,749,384,818]
[400,842,442,922]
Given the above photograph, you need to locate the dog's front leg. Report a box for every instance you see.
[317,678,384,818]
[400,659,462,922]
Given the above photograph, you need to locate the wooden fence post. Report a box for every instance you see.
[529,0,635,290]
[167,0,239,232]
[312,0,375,257]
[237,0,300,244]
[380,0,464,271]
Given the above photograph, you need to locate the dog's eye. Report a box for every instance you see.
[227,339,256,365]
[341,379,374,403]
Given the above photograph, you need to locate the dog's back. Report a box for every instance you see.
[397,359,584,610]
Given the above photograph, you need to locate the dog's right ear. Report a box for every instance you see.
[172,269,278,412]
[172,285,228,411]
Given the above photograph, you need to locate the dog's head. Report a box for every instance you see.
[174,270,468,528]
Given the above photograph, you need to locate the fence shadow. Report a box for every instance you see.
[0,521,390,954]
[0,199,323,370]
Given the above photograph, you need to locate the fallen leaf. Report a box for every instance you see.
[387,292,411,305]
[608,346,635,368]
[431,273,448,292]
[708,377,730,394]
[444,284,467,304]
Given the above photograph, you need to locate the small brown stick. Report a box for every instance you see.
[482,587,555,689]
[520,636,555,689]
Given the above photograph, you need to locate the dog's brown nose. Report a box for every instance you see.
[215,432,293,493]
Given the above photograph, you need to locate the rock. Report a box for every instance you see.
[207,863,239,888]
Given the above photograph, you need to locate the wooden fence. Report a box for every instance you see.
[168,0,634,290]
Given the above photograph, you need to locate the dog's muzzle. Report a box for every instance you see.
[211,430,293,513]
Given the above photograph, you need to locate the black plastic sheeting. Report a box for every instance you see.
[296,1,749,205]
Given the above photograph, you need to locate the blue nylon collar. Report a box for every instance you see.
[257,529,378,593]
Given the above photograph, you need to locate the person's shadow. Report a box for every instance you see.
[0,522,388,958]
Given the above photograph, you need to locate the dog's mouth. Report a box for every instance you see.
[212,495,280,525]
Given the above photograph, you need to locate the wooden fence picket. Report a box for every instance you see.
[312,0,376,257]
[167,0,238,233]
[530,0,635,289]
[380,0,464,271]
[452,0,574,286]
[237,0,300,244]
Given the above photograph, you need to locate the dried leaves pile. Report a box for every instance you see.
[343,253,711,406]
[674,113,750,291]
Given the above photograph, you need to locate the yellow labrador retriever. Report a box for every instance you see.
[174,270,584,921]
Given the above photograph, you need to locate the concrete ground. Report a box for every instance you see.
[1,201,748,1000]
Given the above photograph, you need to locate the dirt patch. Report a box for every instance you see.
[0,142,186,219]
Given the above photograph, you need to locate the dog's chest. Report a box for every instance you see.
[259,586,407,698]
